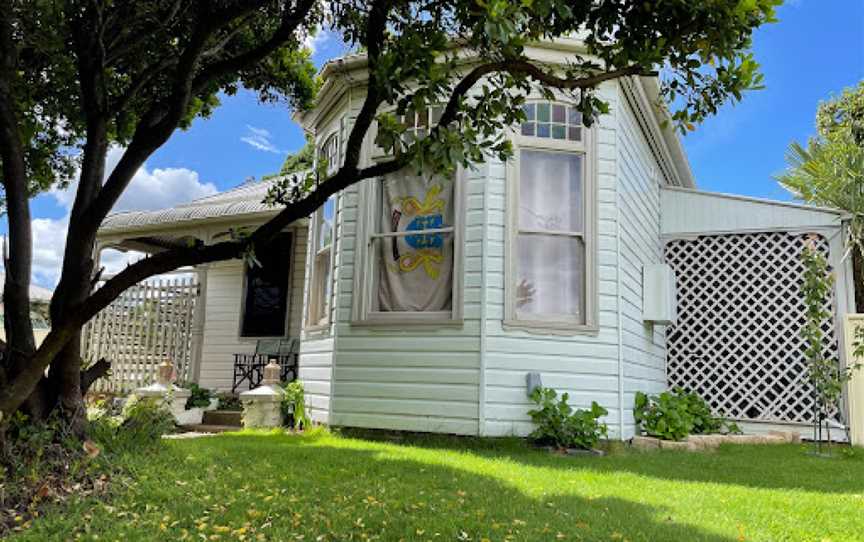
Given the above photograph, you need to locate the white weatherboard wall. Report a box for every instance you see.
[614,83,669,438]
[297,107,348,425]
[322,88,482,435]
[198,225,307,391]
[329,181,483,436]
[482,82,628,438]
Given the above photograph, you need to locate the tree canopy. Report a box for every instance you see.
[0,0,780,431]
[776,82,864,310]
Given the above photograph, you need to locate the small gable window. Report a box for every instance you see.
[397,106,444,143]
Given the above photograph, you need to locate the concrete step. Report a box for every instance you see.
[202,410,243,427]
[178,424,241,434]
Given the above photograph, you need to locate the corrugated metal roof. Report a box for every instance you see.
[100,175,298,234]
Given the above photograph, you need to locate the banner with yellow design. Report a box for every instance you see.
[378,172,454,312]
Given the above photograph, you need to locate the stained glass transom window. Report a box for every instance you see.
[521,102,583,141]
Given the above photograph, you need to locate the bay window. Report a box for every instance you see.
[355,170,462,323]
[307,195,335,327]
[507,101,596,331]
[306,131,340,329]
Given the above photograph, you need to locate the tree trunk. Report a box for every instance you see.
[43,214,99,435]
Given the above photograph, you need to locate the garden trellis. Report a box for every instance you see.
[665,231,842,426]
[82,275,199,393]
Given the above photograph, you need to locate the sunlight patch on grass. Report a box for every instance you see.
[11,431,864,542]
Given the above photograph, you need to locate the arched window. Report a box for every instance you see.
[319,132,340,174]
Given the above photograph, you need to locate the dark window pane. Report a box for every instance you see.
[242,233,292,337]
[552,124,566,140]
[523,103,536,121]
[552,104,566,123]
[569,108,582,126]
[568,126,582,141]
[521,122,535,136]
[537,123,550,138]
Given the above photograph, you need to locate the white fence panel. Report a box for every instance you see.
[82,275,198,393]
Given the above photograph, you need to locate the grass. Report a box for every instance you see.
[11,429,864,541]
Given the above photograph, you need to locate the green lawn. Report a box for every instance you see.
[13,430,864,541]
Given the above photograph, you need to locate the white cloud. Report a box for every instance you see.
[304,27,330,53]
[51,146,217,212]
[31,217,68,287]
[240,124,282,153]
[32,146,217,287]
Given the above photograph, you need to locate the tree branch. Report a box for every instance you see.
[80,358,111,395]
[104,0,187,64]
[88,0,316,236]
[189,0,317,95]
[439,60,651,126]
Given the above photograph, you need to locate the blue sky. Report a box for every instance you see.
[14,1,864,286]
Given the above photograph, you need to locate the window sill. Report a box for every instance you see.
[303,323,331,335]
[502,319,599,336]
[350,318,464,330]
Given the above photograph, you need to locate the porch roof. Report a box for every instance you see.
[99,174,303,236]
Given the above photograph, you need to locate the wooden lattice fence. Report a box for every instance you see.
[82,275,198,393]
[665,231,841,426]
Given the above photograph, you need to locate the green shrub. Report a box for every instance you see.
[281,381,311,430]
[179,382,213,409]
[217,393,243,411]
[90,396,175,455]
[634,388,739,441]
[527,387,608,450]
[634,390,693,441]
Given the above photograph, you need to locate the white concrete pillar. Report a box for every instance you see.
[134,359,191,424]
[240,362,285,429]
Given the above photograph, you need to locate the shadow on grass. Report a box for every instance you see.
[336,428,864,495]
[161,433,735,542]
[14,432,733,541]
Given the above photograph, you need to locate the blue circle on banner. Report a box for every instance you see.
[405,214,444,249]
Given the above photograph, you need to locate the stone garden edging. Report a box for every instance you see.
[631,431,801,452]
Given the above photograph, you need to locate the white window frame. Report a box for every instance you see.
[305,128,342,331]
[370,106,446,160]
[504,100,598,334]
[305,195,337,330]
[352,167,465,326]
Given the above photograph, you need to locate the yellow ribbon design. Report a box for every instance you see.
[389,183,448,279]
[393,249,443,280]
[398,184,445,217]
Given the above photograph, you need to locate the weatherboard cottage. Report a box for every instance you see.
[94,40,856,440]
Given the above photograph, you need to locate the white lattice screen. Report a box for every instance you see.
[665,232,840,425]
